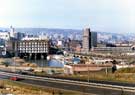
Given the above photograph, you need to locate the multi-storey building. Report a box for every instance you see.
[83,28,90,52]
[83,28,97,52]
[17,36,49,59]
[91,32,97,48]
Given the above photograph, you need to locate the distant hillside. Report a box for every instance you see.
[15,28,134,42]
[15,28,82,35]
[15,28,82,40]
[0,27,134,42]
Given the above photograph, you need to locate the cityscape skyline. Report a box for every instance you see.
[0,1,135,93]
[0,0,135,33]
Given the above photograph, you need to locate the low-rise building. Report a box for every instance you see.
[93,47,132,52]
[0,32,10,40]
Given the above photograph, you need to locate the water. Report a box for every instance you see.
[27,59,64,68]
[3,58,64,68]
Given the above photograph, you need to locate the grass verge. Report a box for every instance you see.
[1,80,80,95]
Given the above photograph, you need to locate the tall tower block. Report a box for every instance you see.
[83,28,90,52]
[83,28,97,53]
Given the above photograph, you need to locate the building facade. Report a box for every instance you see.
[93,47,132,52]
[91,32,97,48]
[0,32,10,41]
[83,28,90,52]
[83,28,97,52]
[16,37,49,59]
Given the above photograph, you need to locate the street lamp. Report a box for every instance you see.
[14,41,18,73]
[41,54,44,72]
[87,64,89,83]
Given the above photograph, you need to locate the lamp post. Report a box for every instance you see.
[41,54,44,72]
[105,64,108,75]
[87,64,89,83]
[14,41,18,73]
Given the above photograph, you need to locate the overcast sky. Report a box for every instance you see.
[0,0,135,33]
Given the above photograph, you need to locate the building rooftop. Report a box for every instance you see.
[22,35,48,41]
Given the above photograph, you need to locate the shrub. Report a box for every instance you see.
[116,67,135,73]
[2,61,10,67]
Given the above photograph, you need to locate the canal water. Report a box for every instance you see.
[27,59,64,68]
[4,56,80,68]
[27,57,80,67]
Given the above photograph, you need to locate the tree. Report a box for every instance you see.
[112,60,117,73]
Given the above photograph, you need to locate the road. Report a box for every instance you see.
[0,71,135,95]
[0,75,9,79]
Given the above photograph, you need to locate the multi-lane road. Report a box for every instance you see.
[0,71,135,95]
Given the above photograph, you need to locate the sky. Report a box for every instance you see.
[0,0,135,33]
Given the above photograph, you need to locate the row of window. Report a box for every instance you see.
[19,48,48,50]
[18,45,48,47]
[19,49,48,52]
[19,42,48,45]
[20,51,48,53]
[19,49,48,51]
[19,44,48,46]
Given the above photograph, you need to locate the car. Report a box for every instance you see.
[24,67,34,72]
[10,76,21,81]
[15,70,22,74]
